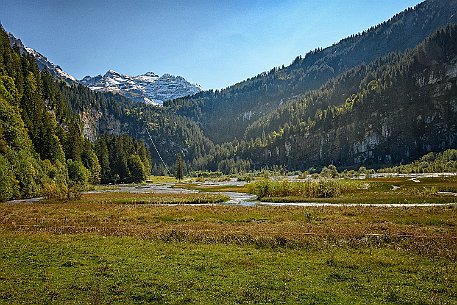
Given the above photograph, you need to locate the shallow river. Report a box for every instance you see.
[6,180,457,207]
[98,182,457,208]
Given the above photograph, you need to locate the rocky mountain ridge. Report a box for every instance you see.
[80,70,202,105]
[6,29,202,106]
[7,31,77,83]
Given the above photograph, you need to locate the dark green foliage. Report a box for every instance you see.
[67,159,89,184]
[81,140,101,184]
[0,26,100,200]
[41,160,69,200]
[7,149,44,199]
[95,134,151,183]
[64,119,84,161]
[175,153,184,181]
[128,154,147,183]
[379,149,457,173]
[0,154,17,201]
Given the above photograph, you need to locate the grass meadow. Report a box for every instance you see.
[244,176,457,204]
[0,191,456,304]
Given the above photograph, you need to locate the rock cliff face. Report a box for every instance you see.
[166,0,457,143]
[256,42,457,169]
[80,70,202,105]
[78,103,134,141]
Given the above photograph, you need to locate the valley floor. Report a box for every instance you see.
[0,192,456,304]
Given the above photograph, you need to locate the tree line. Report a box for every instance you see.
[0,27,152,201]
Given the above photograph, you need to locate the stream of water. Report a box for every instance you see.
[6,178,457,207]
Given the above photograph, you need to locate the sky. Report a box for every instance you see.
[0,0,423,90]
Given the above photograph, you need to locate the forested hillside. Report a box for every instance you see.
[0,26,152,201]
[58,81,215,175]
[2,0,457,183]
[165,0,457,144]
[195,25,457,171]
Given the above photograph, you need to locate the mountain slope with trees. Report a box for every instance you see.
[2,0,457,182]
[198,25,457,171]
[0,26,153,201]
[58,80,215,175]
[166,0,457,144]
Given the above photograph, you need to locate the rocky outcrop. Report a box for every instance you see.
[80,70,202,105]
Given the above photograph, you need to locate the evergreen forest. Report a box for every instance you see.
[0,28,152,201]
[1,0,457,201]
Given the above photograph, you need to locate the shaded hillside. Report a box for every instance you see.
[202,25,457,171]
[58,81,215,174]
[166,0,457,143]
[0,26,155,200]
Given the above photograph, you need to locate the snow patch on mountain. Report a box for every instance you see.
[80,70,202,105]
[6,31,201,104]
[7,32,77,83]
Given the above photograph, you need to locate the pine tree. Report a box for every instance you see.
[128,154,146,183]
[175,153,184,181]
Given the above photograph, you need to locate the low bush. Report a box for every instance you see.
[246,179,364,199]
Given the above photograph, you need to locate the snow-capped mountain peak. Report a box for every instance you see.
[80,70,202,105]
[7,32,77,83]
[6,31,201,105]
[144,71,159,77]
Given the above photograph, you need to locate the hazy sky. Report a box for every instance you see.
[1,0,422,89]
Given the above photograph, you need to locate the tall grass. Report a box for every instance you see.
[246,179,364,198]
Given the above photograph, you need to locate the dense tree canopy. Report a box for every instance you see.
[95,134,151,183]
[0,26,153,201]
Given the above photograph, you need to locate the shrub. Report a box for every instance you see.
[317,179,342,198]
[67,159,89,185]
[246,179,361,199]
[42,181,69,200]
[0,155,18,201]
[237,174,252,182]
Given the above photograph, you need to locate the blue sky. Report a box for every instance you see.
[1,0,422,89]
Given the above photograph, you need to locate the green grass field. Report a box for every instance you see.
[43,192,229,205]
[0,192,456,304]
[246,176,457,204]
[1,231,455,304]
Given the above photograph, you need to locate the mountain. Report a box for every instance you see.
[167,0,457,143]
[6,31,77,83]
[244,25,457,170]
[57,78,215,174]
[186,24,457,172]
[2,0,457,178]
[6,29,201,106]
[80,70,202,105]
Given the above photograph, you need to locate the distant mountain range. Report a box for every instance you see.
[2,0,457,175]
[80,70,202,105]
[7,32,202,105]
